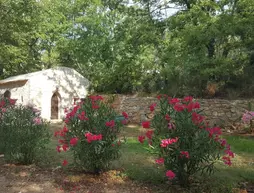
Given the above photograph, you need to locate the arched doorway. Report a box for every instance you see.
[51,92,61,119]
[3,90,11,98]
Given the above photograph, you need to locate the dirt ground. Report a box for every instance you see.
[0,162,159,193]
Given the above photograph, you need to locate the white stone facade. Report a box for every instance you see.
[0,67,90,120]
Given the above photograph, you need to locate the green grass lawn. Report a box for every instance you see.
[38,123,254,193]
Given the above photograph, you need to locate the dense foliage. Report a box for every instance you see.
[0,98,50,164]
[1,0,254,97]
[54,96,128,173]
[139,95,234,187]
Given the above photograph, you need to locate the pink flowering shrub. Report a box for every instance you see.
[0,98,49,164]
[139,95,234,187]
[55,95,128,173]
[242,111,254,124]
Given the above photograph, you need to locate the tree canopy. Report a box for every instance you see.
[0,0,253,98]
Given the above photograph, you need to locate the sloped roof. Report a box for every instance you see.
[0,67,87,85]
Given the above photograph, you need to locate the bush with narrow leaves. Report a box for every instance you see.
[0,98,50,164]
[55,95,128,173]
[139,95,234,187]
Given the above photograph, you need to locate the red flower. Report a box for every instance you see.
[62,160,68,166]
[149,103,156,112]
[122,112,128,119]
[206,127,222,138]
[106,120,115,127]
[157,95,162,100]
[92,104,100,109]
[117,141,121,146]
[62,144,69,152]
[78,111,89,121]
[54,131,59,137]
[165,114,171,121]
[58,139,65,144]
[9,98,17,105]
[183,96,193,103]
[138,136,145,144]
[70,137,78,146]
[155,157,164,164]
[180,151,190,159]
[192,112,204,125]
[169,98,180,105]
[63,125,68,133]
[187,102,200,112]
[142,121,150,129]
[121,119,127,125]
[173,103,185,112]
[145,130,153,139]
[89,95,104,101]
[222,156,232,166]
[219,139,227,146]
[56,146,61,153]
[166,170,175,180]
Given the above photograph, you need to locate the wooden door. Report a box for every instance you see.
[51,93,59,119]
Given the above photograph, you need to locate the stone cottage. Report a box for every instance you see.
[0,67,90,120]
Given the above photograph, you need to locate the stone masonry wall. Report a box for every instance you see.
[103,94,254,127]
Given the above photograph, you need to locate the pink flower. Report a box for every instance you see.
[149,103,156,112]
[160,138,178,148]
[168,122,175,129]
[166,170,175,180]
[180,151,190,159]
[96,134,103,140]
[33,117,42,125]
[85,132,102,143]
[155,157,164,164]
[142,121,150,129]
[70,137,78,146]
[1,108,6,113]
[62,160,68,166]
[106,120,115,127]
[122,112,128,119]
[138,136,145,144]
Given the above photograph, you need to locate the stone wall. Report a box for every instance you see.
[103,94,254,127]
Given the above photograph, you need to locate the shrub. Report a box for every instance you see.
[0,98,50,164]
[138,95,234,187]
[242,111,254,133]
[55,95,128,173]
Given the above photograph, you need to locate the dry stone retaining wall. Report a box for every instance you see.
[103,94,254,127]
